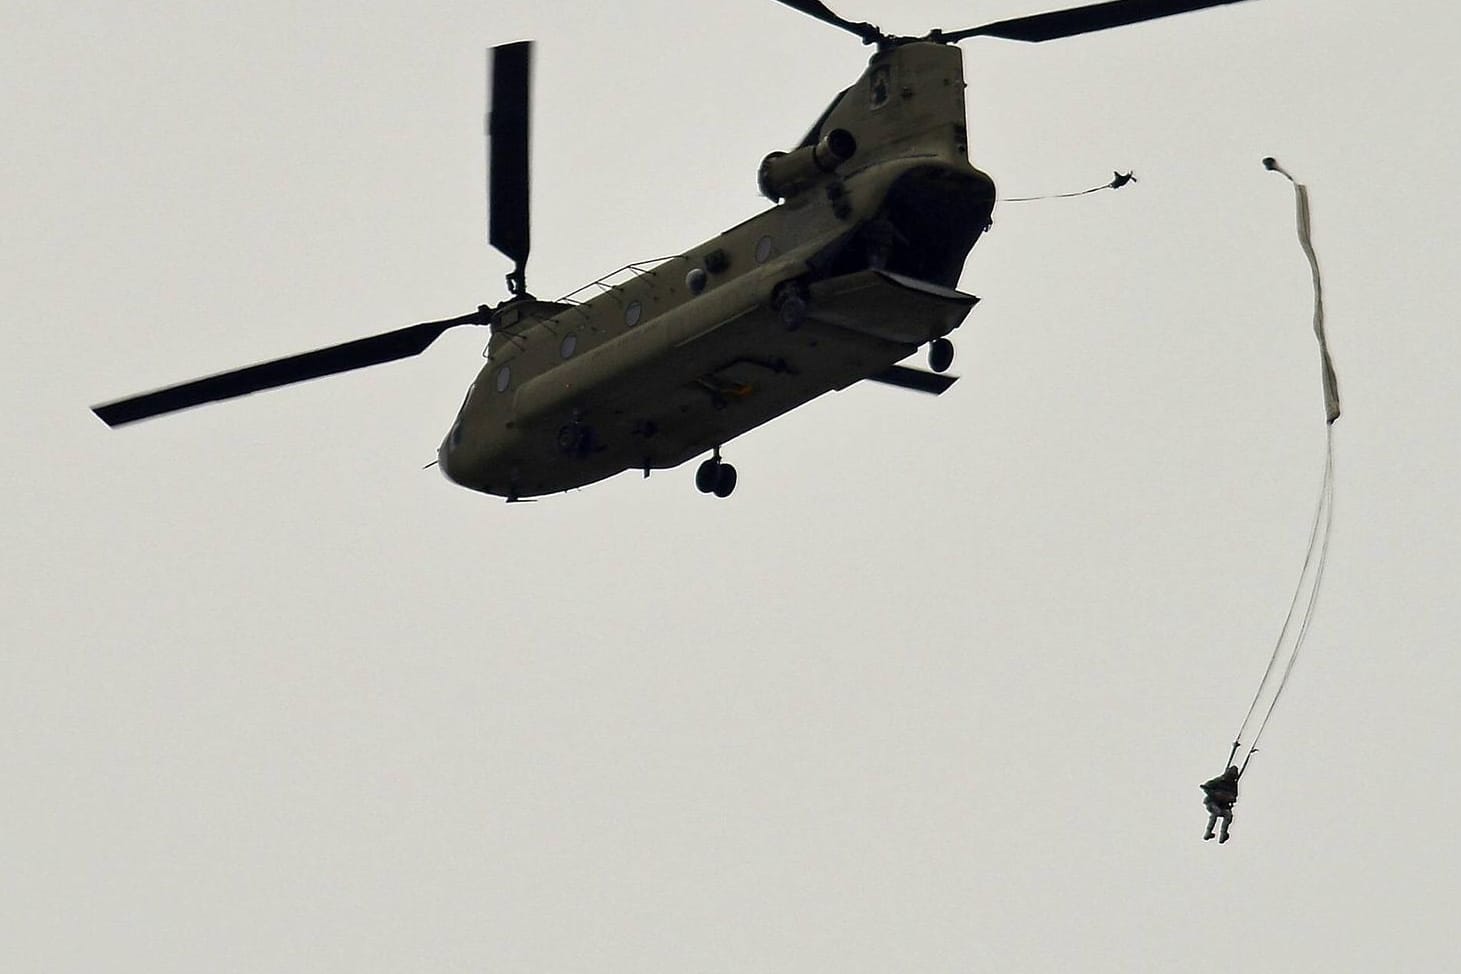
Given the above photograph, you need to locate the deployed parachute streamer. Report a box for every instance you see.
[1265,156,1341,425]
[1226,159,1340,775]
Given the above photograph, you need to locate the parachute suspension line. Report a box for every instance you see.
[1231,432,1333,741]
[1227,158,1342,776]
[1246,427,1335,757]
[1235,426,1336,774]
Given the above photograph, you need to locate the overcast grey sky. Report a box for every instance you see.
[6,1,1461,970]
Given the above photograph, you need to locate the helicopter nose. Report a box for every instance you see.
[437,425,463,484]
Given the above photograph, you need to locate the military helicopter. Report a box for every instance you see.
[93,0,1257,501]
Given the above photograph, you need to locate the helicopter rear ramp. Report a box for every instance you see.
[806,268,978,346]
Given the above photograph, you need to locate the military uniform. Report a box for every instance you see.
[1202,767,1241,843]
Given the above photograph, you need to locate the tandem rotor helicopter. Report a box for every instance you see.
[93,0,1259,501]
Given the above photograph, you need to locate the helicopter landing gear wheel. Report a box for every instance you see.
[929,337,954,374]
[694,451,738,498]
[712,463,737,498]
[695,457,720,493]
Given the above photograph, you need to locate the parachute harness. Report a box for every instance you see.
[1226,158,1342,778]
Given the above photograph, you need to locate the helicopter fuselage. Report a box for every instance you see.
[440,41,996,498]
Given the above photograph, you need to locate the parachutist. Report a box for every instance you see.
[1109,170,1136,189]
[1201,766,1241,843]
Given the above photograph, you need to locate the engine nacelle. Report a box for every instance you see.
[757,128,857,202]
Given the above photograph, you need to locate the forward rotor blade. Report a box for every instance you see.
[92,311,484,427]
[943,0,1254,43]
[489,41,532,293]
[771,0,883,44]
[866,365,958,395]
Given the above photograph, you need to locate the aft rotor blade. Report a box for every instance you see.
[489,41,532,293]
[943,0,1255,43]
[771,0,883,44]
[866,365,958,395]
[92,311,484,427]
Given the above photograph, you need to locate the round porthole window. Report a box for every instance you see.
[755,235,774,264]
[560,334,578,359]
[625,301,643,327]
[495,365,511,392]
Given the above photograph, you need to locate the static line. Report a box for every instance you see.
[1003,170,1137,202]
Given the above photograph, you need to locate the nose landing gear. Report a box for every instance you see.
[928,337,954,374]
[694,448,738,498]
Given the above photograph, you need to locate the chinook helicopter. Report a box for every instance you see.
[93,0,1257,500]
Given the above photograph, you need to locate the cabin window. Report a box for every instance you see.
[624,301,642,327]
[560,334,577,359]
[495,365,511,392]
[754,235,774,264]
[869,66,890,109]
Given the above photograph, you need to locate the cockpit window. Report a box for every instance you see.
[448,383,475,450]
